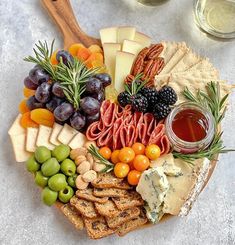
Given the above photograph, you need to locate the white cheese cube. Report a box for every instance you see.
[134,31,151,47]
[57,124,78,145]
[8,114,25,136]
[117,26,136,43]
[26,127,39,152]
[68,133,87,149]
[122,39,144,56]
[36,125,55,150]
[100,27,118,44]
[50,123,63,146]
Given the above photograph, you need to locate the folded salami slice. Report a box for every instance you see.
[86,121,101,141]
[97,127,113,147]
[148,123,165,145]
[100,100,116,127]
[158,135,171,155]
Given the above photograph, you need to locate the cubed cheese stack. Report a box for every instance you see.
[8,115,87,162]
[100,26,151,94]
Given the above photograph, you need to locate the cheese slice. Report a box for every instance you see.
[134,31,151,48]
[114,51,135,93]
[103,43,122,81]
[117,26,136,43]
[100,27,118,44]
[10,133,32,162]
[122,39,144,56]
[57,123,78,145]
[8,114,25,136]
[68,132,87,149]
[26,127,38,152]
[36,125,55,150]
[50,123,63,146]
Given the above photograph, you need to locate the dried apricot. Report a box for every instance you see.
[88,45,103,53]
[18,99,30,114]
[23,87,35,98]
[50,50,59,65]
[69,43,85,57]
[76,47,91,62]
[30,109,55,127]
[20,112,39,128]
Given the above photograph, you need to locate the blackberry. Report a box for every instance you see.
[158,86,177,105]
[153,103,171,120]
[140,87,159,108]
[132,94,148,113]
[117,91,131,107]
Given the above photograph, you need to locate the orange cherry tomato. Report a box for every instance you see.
[133,155,150,172]
[111,150,120,164]
[118,147,135,163]
[128,160,135,170]
[145,144,161,160]
[114,162,130,179]
[99,146,112,160]
[128,170,141,186]
[132,142,146,155]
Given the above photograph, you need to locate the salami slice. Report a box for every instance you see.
[148,124,165,145]
[158,135,171,155]
[100,100,116,127]
[112,118,125,150]
[86,121,101,141]
[96,127,113,148]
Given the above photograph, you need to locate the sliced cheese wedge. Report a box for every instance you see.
[10,133,32,162]
[50,123,63,146]
[114,51,135,93]
[122,39,144,56]
[117,26,136,43]
[57,124,78,145]
[36,125,55,150]
[26,127,38,152]
[103,43,122,81]
[134,31,151,48]
[100,27,118,44]
[8,114,25,136]
[68,132,87,150]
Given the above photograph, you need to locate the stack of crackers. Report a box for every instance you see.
[61,173,148,239]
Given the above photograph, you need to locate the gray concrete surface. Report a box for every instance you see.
[0,0,234,244]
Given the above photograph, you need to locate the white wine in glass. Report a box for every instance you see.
[194,0,235,38]
[137,0,169,6]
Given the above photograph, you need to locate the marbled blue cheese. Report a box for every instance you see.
[136,167,169,223]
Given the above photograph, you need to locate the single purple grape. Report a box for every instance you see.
[29,66,50,85]
[70,112,86,131]
[56,50,74,66]
[35,82,52,103]
[94,73,111,87]
[46,96,64,112]
[86,112,100,125]
[80,97,100,115]
[26,96,44,110]
[86,77,103,94]
[24,76,38,90]
[54,102,74,122]
[90,90,105,102]
[52,82,65,98]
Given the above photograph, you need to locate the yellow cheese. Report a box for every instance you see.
[58,124,78,145]
[50,123,63,146]
[68,133,87,149]
[36,125,55,150]
[114,51,135,93]
[26,127,38,152]
[100,27,118,44]
[103,43,122,81]
[122,39,144,56]
[10,133,32,162]
[117,26,136,43]
[134,31,151,48]
[8,114,25,136]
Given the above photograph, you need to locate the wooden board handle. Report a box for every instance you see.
[41,0,100,48]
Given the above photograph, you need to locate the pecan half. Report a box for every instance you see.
[124,74,135,84]
[146,43,164,60]
[156,57,165,75]
[138,47,150,60]
[131,56,144,76]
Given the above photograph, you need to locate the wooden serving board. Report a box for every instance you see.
[41,0,218,227]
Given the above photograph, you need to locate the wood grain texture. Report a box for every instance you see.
[41,0,101,49]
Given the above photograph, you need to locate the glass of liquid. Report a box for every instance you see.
[194,0,235,39]
[137,0,169,6]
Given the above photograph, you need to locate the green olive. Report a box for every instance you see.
[48,173,68,191]
[35,171,49,187]
[35,146,51,163]
[41,187,58,206]
[58,186,74,203]
[67,174,78,188]
[26,156,40,173]
[52,144,70,162]
[61,159,76,176]
[41,158,60,177]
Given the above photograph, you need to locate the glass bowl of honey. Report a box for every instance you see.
[165,102,215,154]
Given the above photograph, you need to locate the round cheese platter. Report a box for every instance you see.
[8,0,234,240]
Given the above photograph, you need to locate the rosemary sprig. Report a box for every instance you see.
[24,40,56,80]
[173,81,234,164]
[88,145,114,173]
[124,73,148,95]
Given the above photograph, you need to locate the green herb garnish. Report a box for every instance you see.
[88,145,114,173]
[173,81,234,164]
[124,73,148,95]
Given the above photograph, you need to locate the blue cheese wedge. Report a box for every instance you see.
[136,167,169,223]
[57,124,78,145]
